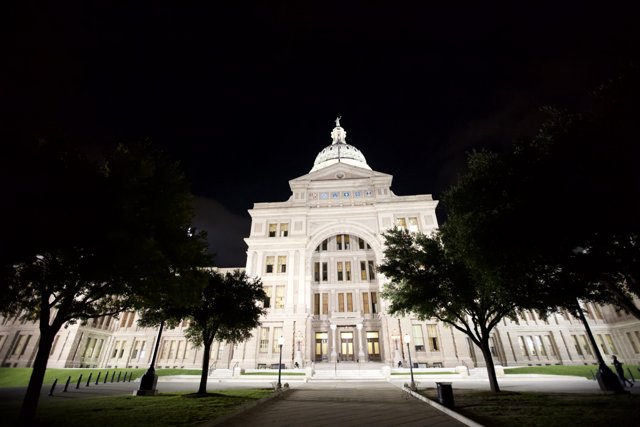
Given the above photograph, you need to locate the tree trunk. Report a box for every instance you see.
[479,338,501,392]
[198,339,212,395]
[19,327,56,425]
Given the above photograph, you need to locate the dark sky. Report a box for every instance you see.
[3,2,639,266]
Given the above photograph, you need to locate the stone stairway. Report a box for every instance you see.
[310,362,387,380]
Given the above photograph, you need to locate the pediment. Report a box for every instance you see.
[290,162,389,185]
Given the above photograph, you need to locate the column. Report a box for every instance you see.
[357,323,365,362]
[330,324,337,362]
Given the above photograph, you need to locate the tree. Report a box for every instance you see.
[380,228,559,392]
[0,141,211,424]
[179,269,266,395]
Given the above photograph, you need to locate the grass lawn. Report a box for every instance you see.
[419,388,640,427]
[1,389,272,427]
[0,367,202,388]
[391,371,457,375]
[505,364,640,380]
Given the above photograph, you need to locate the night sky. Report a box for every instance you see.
[3,2,639,266]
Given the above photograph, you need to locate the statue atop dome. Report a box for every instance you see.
[335,116,342,127]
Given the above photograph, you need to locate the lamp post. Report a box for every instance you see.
[404,333,416,390]
[391,329,401,368]
[136,320,164,396]
[277,335,284,389]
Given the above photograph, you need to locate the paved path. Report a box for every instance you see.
[210,381,467,427]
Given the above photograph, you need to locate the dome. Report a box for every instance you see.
[310,118,372,172]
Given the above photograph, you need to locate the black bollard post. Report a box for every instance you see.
[628,367,635,383]
[111,371,115,382]
[49,379,58,396]
[129,372,133,382]
[76,374,83,389]
[104,371,108,383]
[86,373,93,387]
[117,372,121,382]
[95,372,101,385]
[63,376,71,392]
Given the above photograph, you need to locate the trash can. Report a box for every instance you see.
[436,382,454,407]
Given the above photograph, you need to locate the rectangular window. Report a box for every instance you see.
[346,293,353,311]
[120,313,128,327]
[605,334,618,354]
[572,335,583,356]
[525,336,537,356]
[344,235,350,249]
[338,293,345,312]
[519,336,530,356]
[337,262,343,281]
[321,239,327,251]
[627,332,639,353]
[259,328,269,352]
[127,312,135,328]
[412,325,425,351]
[314,293,320,315]
[264,287,272,308]
[94,339,104,359]
[579,335,593,355]
[322,262,328,281]
[360,261,367,280]
[396,217,407,230]
[322,293,328,314]
[279,223,288,237]
[368,261,376,280]
[592,304,604,320]
[534,336,547,356]
[275,285,285,309]
[314,262,320,282]
[336,235,343,250]
[131,341,141,359]
[266,256,275,273]
[168,340,176,359]
[543,336,557,356]
[268,223,277,237]
[112,341,120,358]
[345,262,351,281]
[597,334,609,355]
[273,327,283,353]
[139,341,146,360]
[427,324,439,351]
[371,292,378,314]
[176,340,183,360]
[362,293,370,314]
[408,217,419,232]
[277,256,287,273]
[81,338,92,358]
[359,238,365,250]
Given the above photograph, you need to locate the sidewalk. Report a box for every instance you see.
[205,381,468,427]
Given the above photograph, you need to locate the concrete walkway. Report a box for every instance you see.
[207,381,467,427]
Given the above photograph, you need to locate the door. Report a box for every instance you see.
[340,331,354,361]
[367,331,381,361]
[315,332,328,362]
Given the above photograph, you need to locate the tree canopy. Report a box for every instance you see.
[0,140,212,423]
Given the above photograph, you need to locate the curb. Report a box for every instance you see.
[402,386,484,427]
[200,386,293,426]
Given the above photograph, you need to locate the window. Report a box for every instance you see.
[368,260,376,280]
[338,293,345,312]
[534,336,547,356]
[316,239,328,252]
[345,262,351,281]
[579,335,593,355]
[337,262,343,281]
[273,327,283,352]
[408,217,419,232]
[322,293,328,314]
[336,235,343,250]
[279,223,288,237]
[277,256,287,273]
[543,336,557,356]
[268,224,277,237]
[525,336,537,356]
[605,334,618,354]
[266,256,274,273]
[597,335,609,355]
[396,218,407,229]
[371,292,378,314]
[427,324,439,351]
[572,335,583,356]
[336,260,352,280]
[314,262,328,282]
[139,342,147,360]
[358,238,371,250]
[322,262,328,281]
[112,341,120,358]
[264,287,272,308]
[362,293,369,314]
[519,336,529,356]
[275,285,285,309]
[346,293,353,311]
[119,313,128,327]
[314,294,320,315]
[592,304,604,320]
[259,328,269,352]
[131,341,141,359]
[412,325,425,351]
[396,216,419,232]
[94,339,104,359]
[360,261,367,280]
[176,340,184,359]
[168,340,176,359]
[127,312,135,327]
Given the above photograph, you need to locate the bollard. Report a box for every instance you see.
[104,371,108,384]
[111,371,115,382]
[129,372,133,382]
[95,372,101,385]
[76,374,83,389]
[49,379,58,396]
[86,372,93,387]
[117,372,121,382]
[63,376,71,392]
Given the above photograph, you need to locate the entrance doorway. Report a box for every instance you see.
[367,331,381,361]
[315,332,328,362]
[340,331,355,361]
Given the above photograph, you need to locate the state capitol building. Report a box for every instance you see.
[1,119,639,372]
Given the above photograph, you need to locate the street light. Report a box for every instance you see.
[404,333,416,390]
[277,335,285,389]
